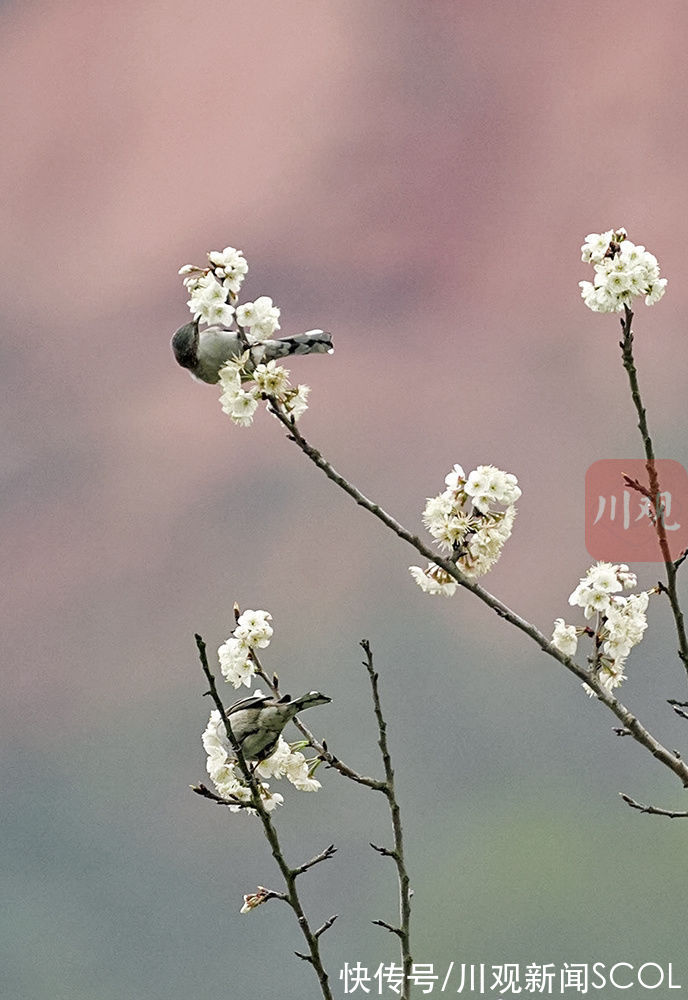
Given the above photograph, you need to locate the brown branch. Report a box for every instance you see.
[372,918,403,938]
[266,406,688,792]
[190,782,253,810]
[293,844,337,877]
[314,915,338,938]
[194,634,336,1000]
[370,842,397,858]
[619,305,688,679]
[361,640,413,996]
[620,793,688,818]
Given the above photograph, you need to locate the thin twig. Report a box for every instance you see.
[620,792,688,818]
[370,842,397,858]
[361,640,413,997]
[194,634,336,1000]
[315,915,338,938]
[619,304,688,679]
[293,844,337,877]
[267,405,688,791]
[674,550,688,572]
[190,782,254,809]
[372,918,403,938]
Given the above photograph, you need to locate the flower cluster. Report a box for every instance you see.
[203,609,324,812]
[410,463,521,593]
[218,354,310,427]
[179,246,279,333]
[552,562,651,696]
[579,229,667,313]
[179,245,283,339]
[218,608,274,688]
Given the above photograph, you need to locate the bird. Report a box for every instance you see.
[171,318,334,384]
[224,690,331,762]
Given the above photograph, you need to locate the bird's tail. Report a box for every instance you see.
[249,330,333,366]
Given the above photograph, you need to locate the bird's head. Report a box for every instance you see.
[171,316,200,370]
[295,691,332,710]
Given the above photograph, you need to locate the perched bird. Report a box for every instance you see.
[171,318,334,384]
[225,690,331,762]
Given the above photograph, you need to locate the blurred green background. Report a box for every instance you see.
[3,1,688,997]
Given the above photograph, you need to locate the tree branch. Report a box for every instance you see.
[293,844,337,877]
[266,407,688,792]
[361,640,413,997]
[620,792,688,818]
[619,304,688,680]
[194,634,336,1000]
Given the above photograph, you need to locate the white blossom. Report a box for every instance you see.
[236,295,281,337]
[409,564,458,596]
[552,618,578,657]
[444,464,466,490]
[564,563,652,697]
[568,562,636,619]
[218,610,273,687]
[207,246,248,294]
[583,662,627,699]
[286,754,322,791]
[283,384,310,421]
[415,463,519,586]
[255,738,321,791]
[220,386,260,427]
[186,272,235,325]
[581,230,616,264]
[202,709,230,758]
[235,608,273,648]
[579,229,667,313]
[218,636,255,688]
[261,788,284,812]
[253,360,291,397]
[218,356,247,391]
[255,737,293,779]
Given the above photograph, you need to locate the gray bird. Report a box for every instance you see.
[171,318,334,384]
[225,690,331,762]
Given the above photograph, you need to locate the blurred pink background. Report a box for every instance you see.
[4,2,688,998]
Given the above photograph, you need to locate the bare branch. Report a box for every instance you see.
[361,640,413,995]
[674,550,688,572]
[620,792,688,818]
[315,915,338,938]
[265,408,688,792]
[370,842,397,858]
[372,919,403,938]
[619,305,688,679]
[293,844,337,877]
